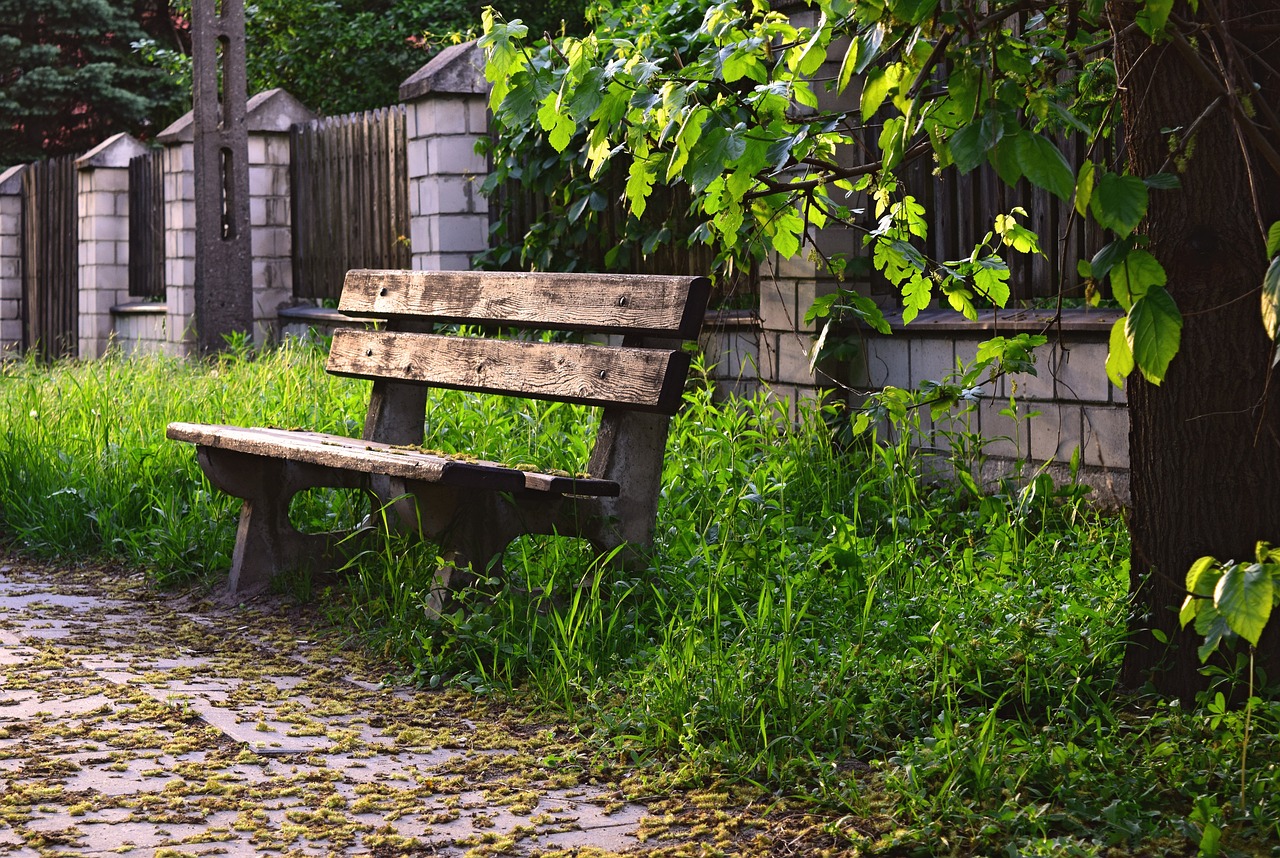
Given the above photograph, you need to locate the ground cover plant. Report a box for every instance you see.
[1,343,1277,855]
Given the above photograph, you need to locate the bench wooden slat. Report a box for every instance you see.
[339,269,711,339]
[165,423,621,497]
[326,329,690,414]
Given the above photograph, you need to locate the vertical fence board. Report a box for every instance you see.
[20,156,78,359]
[290,106,408,301]
[128,151,165,299]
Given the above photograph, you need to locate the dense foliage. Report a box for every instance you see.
[1,345,1278,853]
[482,0,1280,690]
[0,0,186,166]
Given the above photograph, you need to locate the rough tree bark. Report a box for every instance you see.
[1112,0,1280,698]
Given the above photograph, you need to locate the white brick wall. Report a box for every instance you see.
[163,141,197,354]
[404,86,490,271]
[0,173,22,357]
[77,157,134,359]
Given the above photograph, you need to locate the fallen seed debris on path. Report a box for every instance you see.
[0,558,857,857]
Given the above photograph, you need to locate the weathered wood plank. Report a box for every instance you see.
[326,328,690,413]
[166,423,620,496]
[339,269,711,339]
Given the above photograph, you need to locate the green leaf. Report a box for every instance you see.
[1214,563,1274,646]
[861,66,896,122]
[989,139,1023,186]
[1143,172,1181,190]
[950,123,986,174]
[1015,132,1075,201]
[625,157,656,218]
[1091,172,1149,237]
[1267,222,1280,257]
[1194,601,1233,662]
[892,0,941,25]
[902,274,932,322]
[1110,249,1166,311]
[1106,317,1135,387]
[1075,161,1095,218]
[1262,257,1280,343]
[1126,286,1182,384]
[974,258,1011,307]
[1136,0,1174,37]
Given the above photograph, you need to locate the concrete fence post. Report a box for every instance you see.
[399,42,490,271]
[75,133,149,359]
[156,88,313,354]
[0,165,23,357]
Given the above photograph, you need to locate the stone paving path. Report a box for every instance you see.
[0,558,785,857]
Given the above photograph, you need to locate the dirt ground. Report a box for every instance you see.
[0,556,859,857]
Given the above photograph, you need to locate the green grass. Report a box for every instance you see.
[1,341,1277,856]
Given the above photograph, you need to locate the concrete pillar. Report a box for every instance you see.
[244,89,314,343]
[0,165,23,357]
[157,88,314,353]
[75,133,149,358]
[155,120,196,356]
[399,42,490,271]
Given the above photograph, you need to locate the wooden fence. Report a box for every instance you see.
[128,151,165,300]
[489,166,758,311]
[290,107,411,301]
[21,156,78,359]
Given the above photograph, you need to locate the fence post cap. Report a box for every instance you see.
[76,133,150,170]
[246,89,316,133]
[399,41,489,101]
[0,164,24,193]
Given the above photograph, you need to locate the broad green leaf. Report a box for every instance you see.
[1106,317,1134,387]
[1110,249,1166,311]
[854,22,886,75]
[794,18,829,77]
[902,274,932,323]
[1195,603,1233,662]
[950,123,985,174]
[861,66,895,122]
[974,258,1011,307]
[537,92,561,133]
[892,0,940,25]
[1015,132,1075,201]
[1136,0,1174,37]
[989,139,1023,186]
[1090,240,1131,284]
[1126,286,1183,384]
[1268,221,1280,257]
[625,156,656,218]
[770,206,804,258]
[1143,172,1181,190]
[548,110,575,152]
[1091,172,1149,237]
[1262,257,1280,342]
[1075,160,1095,217]
[1214,563,1274,646]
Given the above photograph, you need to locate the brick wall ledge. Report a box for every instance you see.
[111,302,168,315]
[885,307,1121,336]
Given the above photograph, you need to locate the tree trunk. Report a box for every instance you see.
[1111,0,1280,698]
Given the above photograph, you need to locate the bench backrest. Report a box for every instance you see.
[328,270,711,447]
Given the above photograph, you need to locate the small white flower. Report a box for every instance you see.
[28,410,37,419]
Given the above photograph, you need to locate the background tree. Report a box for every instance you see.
[0,0,187,167]
[240,0,591,117]
[482,0,1280,699]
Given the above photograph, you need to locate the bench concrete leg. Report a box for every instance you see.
[197,447,369,596]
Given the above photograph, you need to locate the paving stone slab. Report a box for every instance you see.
[0,562,687,857]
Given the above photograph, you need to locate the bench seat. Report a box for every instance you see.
[166,422,621,496]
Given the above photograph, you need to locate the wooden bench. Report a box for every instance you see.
[167,269,710,603]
